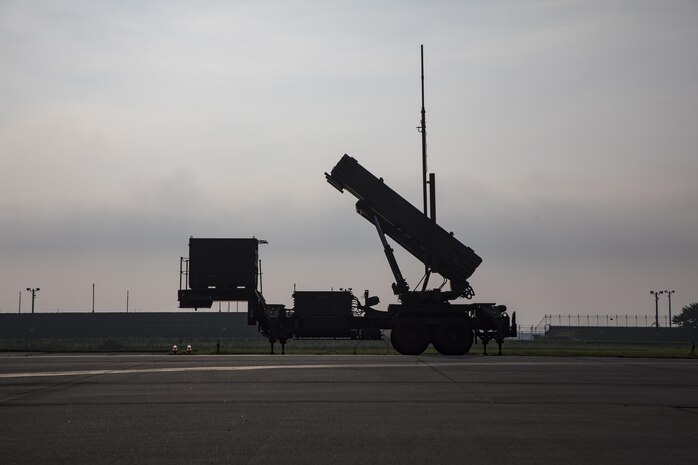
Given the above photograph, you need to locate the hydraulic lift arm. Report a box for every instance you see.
[370,212,409,296]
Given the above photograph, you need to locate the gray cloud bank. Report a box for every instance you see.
[1,1,697,323]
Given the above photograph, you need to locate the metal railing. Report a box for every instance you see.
[512,327,547,341]
[534,314,672,331]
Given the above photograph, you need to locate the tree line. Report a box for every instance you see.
[673,302,698,328]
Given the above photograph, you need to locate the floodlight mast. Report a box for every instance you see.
[26,287,39,314]
[650,290,664,329]
[664,290,675,327]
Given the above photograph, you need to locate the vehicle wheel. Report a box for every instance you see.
[391,322,430,355]
[433,320,473,356]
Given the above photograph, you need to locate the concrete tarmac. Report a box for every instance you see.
[1,353,697,464]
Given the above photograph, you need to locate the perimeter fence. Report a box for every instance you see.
[539,314,672,328]
[514,314,677,341]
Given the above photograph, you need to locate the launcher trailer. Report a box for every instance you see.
[178,154,515,355]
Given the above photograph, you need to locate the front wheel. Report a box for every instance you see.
[390,322,430,355]
[432,319,473,356]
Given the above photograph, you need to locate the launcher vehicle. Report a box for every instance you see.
[178,154,516,355]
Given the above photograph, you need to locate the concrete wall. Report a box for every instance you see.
[5,314,695,344]
[545,326,698,343]
[0,313,260,339]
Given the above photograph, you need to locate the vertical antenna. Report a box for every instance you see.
[419,45,432,289]
[420,45,428,218]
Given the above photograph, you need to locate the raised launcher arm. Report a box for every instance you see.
[326,154,482,303]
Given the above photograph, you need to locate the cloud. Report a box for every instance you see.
[1,1,697,322]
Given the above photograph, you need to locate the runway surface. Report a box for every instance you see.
[1,353,697,464]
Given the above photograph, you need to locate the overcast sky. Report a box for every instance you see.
[1,0,696,326]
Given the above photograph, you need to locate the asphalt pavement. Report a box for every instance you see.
[1,353,697,464]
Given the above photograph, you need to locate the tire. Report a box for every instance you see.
[432,319,474,356]
[390,322,430,355]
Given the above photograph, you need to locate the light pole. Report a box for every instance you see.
[26,288,40,314]
[664,290,675,328]
[650,290,664,329]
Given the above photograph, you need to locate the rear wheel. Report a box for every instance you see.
[390,322,430,355]
[433,319,473,356]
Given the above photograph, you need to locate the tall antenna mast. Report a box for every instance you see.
[419,44,434,290]
[420,44,428,218]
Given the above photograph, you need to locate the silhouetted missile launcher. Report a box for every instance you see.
[326,154,481,303]
[177,155,515,356]
[324,155,516,355]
